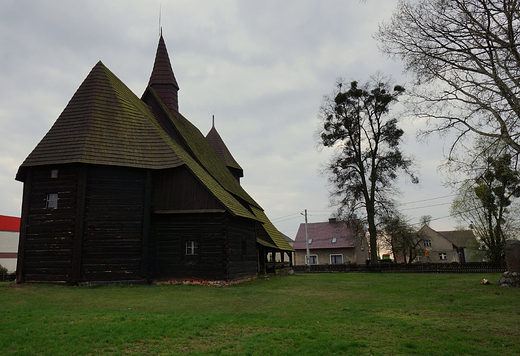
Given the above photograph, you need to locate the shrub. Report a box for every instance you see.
[0,264,8,275]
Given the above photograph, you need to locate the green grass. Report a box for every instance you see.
[1,273,519,355]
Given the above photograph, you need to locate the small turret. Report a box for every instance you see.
[145,34,180,115]
[206,116,244,183]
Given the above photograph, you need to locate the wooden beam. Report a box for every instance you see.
[141,170,152,279]
[70,165,87,285]
[16,170,32,284]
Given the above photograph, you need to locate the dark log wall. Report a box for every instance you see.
[154,166,223,211]
[226,217,258,279]
[21,166,79,282]
[81,166,146,282]
[18,163,257,284]
[152,212,228,280]
[152,213,258,281]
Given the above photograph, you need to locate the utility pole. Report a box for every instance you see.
[304,209,310,271]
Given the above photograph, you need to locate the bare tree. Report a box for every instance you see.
[380,213,425,264]
[376,0,520,156]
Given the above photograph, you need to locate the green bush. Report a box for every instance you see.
[0,264,8,275]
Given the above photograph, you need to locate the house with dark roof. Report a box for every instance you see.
[293,219,368,265]
[15,34,293,285]
[416,225,480,263]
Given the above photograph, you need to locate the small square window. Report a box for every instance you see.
[424,240,432,247]
[51,169,58,178]
[439,253,447,260]
[46,193,58,208]
[306,255,318,265]
[330,254,343,264]
[308,238,313,244]
[186,241,198,256]
[332,237,337,243]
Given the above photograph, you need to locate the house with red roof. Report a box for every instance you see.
[415,225,480,263]
[0,215,20,273]
[293,219,368,265]
[15,34,293,285]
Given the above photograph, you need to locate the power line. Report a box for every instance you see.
[410,206,484,226]
[401,202,452,211]
[270,212,301,222]
[400,194,456,206]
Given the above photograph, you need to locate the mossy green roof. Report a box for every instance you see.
[17,61,184,178]
[146,88,261,210]
[206,126,243,172]
[251,206,294,251]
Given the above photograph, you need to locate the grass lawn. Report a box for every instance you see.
[1,273,519,356]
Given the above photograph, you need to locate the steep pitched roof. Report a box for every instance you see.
[206,124,243,173]
[16,61,184,180]
[146,34,179,114]
[251,206,294,251]
[145,88,261,210]
[293,220,359,250]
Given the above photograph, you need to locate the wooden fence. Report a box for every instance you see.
[293,261,507,274]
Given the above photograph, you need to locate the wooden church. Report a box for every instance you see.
[15,35,293,285]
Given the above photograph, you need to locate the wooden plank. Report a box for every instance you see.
[70,165,87,285]
[81,166,145,283]
[16,170,32,283]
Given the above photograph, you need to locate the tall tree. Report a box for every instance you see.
[451,152,520,262]
[319,78,418,263]
[376,0,520,155]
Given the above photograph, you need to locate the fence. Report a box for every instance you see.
[2,273,16,282]
[293,261,507,274]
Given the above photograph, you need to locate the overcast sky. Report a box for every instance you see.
[0,0,459,237]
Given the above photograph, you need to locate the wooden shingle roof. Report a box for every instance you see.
[206,125,243,173]
[146,34,179,114]
[16,61,184,180]
[146,88,261,210]
[251,206,294,251]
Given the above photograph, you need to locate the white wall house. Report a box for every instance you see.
[0,215,20,273]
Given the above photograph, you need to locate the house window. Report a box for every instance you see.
[332,237,337,244]
[186,241,198,255]
[330,254,343,264]
[51,169,58,178]
[439,253,447,260]
[46,193,58,208]
[424,240,432,247]
[308,238,313,244]
[306,255,318,265]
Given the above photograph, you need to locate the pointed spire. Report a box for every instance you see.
[206,120,244,183]
[146,34,179,114]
